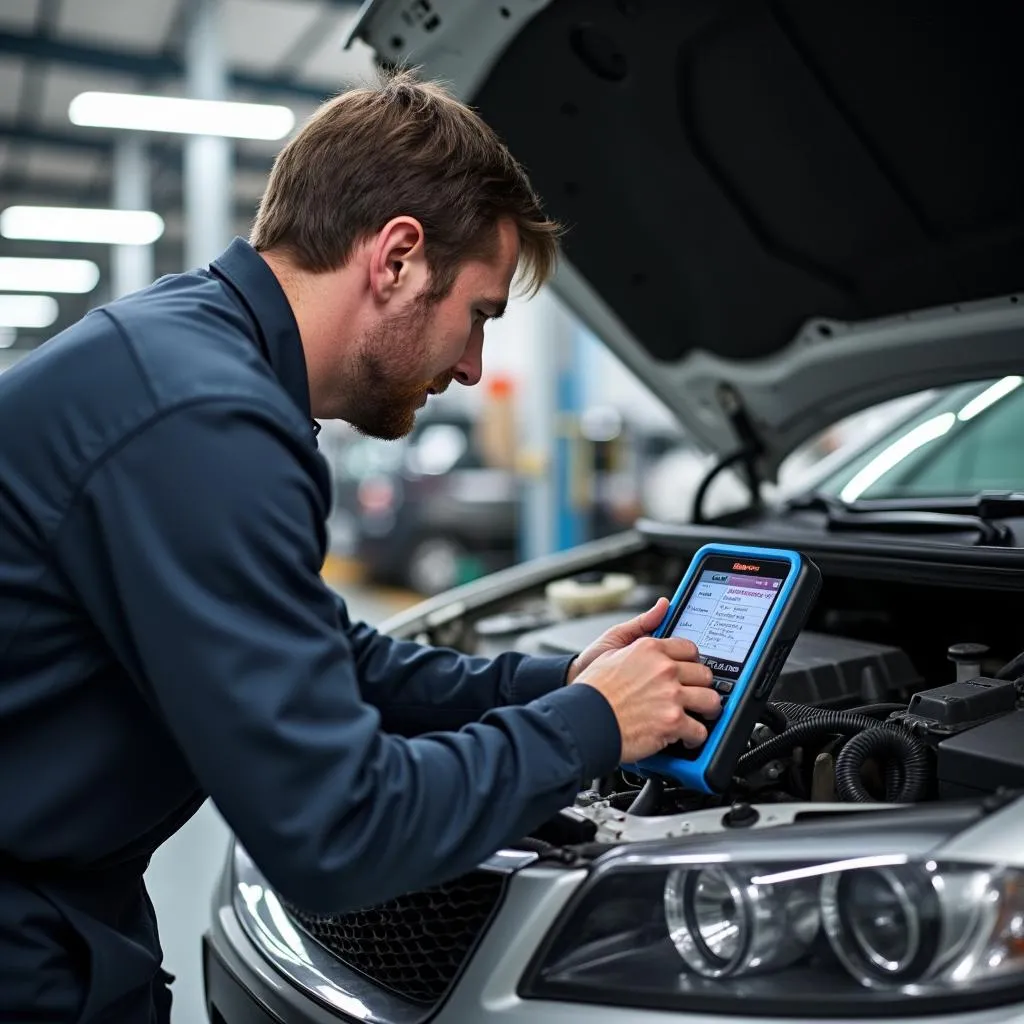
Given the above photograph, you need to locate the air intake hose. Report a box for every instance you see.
[834,727,929,803]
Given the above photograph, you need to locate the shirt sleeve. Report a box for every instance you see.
[332,595,575,735]
[52,399,620,913]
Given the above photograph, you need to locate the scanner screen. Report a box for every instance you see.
[669,555,789,679]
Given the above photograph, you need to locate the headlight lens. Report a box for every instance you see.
[521,856,1024,1016]
[821,864,936,985]
[665,863,820,979]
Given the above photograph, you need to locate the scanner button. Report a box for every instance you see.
[713,679,734,695]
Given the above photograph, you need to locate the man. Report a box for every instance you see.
[0,71,719,1022]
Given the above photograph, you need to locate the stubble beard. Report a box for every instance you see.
[343,296,452,441]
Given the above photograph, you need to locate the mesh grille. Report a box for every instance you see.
[284,870,505,1004]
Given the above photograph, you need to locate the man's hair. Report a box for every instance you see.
[250,68,562,299]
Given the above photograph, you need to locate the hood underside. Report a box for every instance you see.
[348,0,1024,472]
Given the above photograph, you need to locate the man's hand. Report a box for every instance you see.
[572,635,720,762]
[566,597,672,684]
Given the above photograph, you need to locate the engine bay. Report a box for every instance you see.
[403,537,1024,844]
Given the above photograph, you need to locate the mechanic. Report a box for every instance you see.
[0,70,720,1023]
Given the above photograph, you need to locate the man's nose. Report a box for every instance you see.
[453,342,483,387]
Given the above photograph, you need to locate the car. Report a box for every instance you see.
[203,3,1024,1023]
[351,406,522,594]
[315,420,407,558]
[354,405,697,595]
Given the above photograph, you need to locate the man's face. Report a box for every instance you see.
[342,218,519,440]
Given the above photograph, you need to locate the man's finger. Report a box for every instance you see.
[609,598,668,645]
[676,714,709,749]
[656,636,702,663]
[677,659,714,686]
[635,597,669,633]
[682,685,723,719]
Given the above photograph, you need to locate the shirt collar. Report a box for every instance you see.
[209,237,317,435]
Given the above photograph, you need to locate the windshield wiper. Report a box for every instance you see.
[784,492,1019,546]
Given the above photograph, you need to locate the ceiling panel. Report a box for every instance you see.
[0,58,26,119]
[56,0,181,53]
[23,145,102,186]
[0,0,42,32]
[224,0,325,72]
[37,65,139,127]
[299,9,375,87]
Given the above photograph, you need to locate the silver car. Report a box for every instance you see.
[204,1,1024,1021]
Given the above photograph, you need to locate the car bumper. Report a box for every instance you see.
[204,842,1024,1024]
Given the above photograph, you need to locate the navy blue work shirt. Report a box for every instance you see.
[0,238,621,1022]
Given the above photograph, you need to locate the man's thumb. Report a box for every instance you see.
[636,597,669,634]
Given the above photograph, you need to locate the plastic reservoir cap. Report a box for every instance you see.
[947,642,989,662]
[545,573,636,616]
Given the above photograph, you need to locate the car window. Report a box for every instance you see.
[815,376,1024,501]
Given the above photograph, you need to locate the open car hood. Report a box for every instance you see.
[346,0,1024,476]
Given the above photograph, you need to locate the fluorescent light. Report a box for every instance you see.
[0,257,99,294]
[840,412,956,502]
[0,295,58,329]
[69,91,295,140]
[957,375,1022,422]
[1,205,164,245]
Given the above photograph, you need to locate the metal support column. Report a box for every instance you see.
[516,288,585,562]
[111,135,153,299]
[553,324,588,551]
[184,0,231,269]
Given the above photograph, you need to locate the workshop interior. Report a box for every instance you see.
[4,1,1024,1023]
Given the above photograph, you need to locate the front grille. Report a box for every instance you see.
[283,870,505,1004]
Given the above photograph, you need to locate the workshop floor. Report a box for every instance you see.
[145,573,421,1024]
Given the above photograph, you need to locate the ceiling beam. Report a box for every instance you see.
[0,119,275,175]
[0,120,108,154]
[0,174,263,221]
[0,28,344,103]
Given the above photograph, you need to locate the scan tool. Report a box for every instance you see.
[625,543,822,793]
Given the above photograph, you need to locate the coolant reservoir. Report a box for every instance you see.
[545,572,636,617]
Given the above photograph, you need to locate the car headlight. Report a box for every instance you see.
[520,833,1024,1015]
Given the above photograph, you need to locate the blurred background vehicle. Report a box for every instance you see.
[317,384,923,597]
[343,400,693,596]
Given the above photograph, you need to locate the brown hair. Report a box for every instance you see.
[250,68,562,300]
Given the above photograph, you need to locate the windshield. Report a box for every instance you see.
[814,376,1024,502]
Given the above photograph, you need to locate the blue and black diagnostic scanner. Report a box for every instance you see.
[625,543,822,794]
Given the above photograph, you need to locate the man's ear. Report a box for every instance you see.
[369,217,429,304]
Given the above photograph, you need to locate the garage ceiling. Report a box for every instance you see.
[0,0,376,350]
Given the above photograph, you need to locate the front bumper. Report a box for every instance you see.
[204,841,1024,1024]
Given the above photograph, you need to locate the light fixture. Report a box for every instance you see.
[0,295,59,330]
[69,91,295,140]
[0,257,99,294]
[1,205,164,245]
